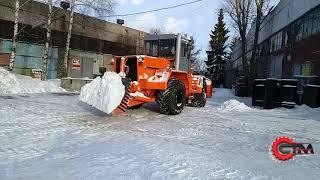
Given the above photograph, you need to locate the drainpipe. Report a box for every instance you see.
[175,33,182,70]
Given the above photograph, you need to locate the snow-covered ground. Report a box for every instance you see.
[0,89,319,180]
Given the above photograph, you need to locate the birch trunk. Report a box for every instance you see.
[9,0,19,71]
[63,0,75,77]
[42,0,53,80]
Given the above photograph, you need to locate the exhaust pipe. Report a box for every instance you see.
[175,33,182,71]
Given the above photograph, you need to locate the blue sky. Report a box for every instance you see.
[109,0,280,57]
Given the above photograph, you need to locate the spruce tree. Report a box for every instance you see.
[206,8,229,86]
[205,36,215,75]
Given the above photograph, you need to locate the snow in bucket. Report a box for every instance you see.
[0,67,64,95]
[79,72,125,114]
[218,99,252,112]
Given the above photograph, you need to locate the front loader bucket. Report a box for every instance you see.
[112,78,131,115]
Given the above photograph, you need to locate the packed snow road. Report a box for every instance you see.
[0,89,319,180]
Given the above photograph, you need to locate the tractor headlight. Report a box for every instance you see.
[138,56,144,63]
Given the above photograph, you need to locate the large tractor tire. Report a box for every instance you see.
[157,79,186,115]
[190,81,206,107]
[190,91,206,107]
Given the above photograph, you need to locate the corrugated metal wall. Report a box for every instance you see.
[0,39,58,79]
[0,39,115,79]
[68,49,113,79]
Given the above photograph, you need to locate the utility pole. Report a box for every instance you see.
[9,0,20,71]
[42,0,53,80]
[63,0,75,77]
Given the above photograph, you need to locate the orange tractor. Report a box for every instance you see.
[112,34,212,115]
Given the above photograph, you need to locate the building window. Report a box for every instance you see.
[302,62,312,76]
[270,31,282,52]
[277,32,282,50]
[293,61,314,76]
[294,19,303,42]
[312,6,320,35]
[293,63,301,76]
[303,13,313,39]
[282,29,288,47]
[270,36,275,52]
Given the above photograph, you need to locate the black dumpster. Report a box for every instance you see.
[280,79,298,86]
[252,79,266,107]
[235,76,249,97]
[294,75,319,105]
[279,79,298,109]
[263,78,280,109]
[304,85,320,108]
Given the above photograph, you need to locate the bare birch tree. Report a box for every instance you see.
[62,0,75,78]
[61,0,117,78]
[223,0,253,76]
[9,0,20,71]
[42,0,53,80]
[249,0,270,79]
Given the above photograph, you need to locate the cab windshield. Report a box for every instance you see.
[145,39,176,58]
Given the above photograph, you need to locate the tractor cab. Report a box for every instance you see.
[144,34,192,72]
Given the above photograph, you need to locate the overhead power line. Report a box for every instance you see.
[103,0,203,17]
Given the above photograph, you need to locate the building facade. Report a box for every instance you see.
[0,0,146,79]
[230,0,320,83]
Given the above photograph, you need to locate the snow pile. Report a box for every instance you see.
[0,67,64,96]
[79,72,125,114]
[218,99,252,112]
